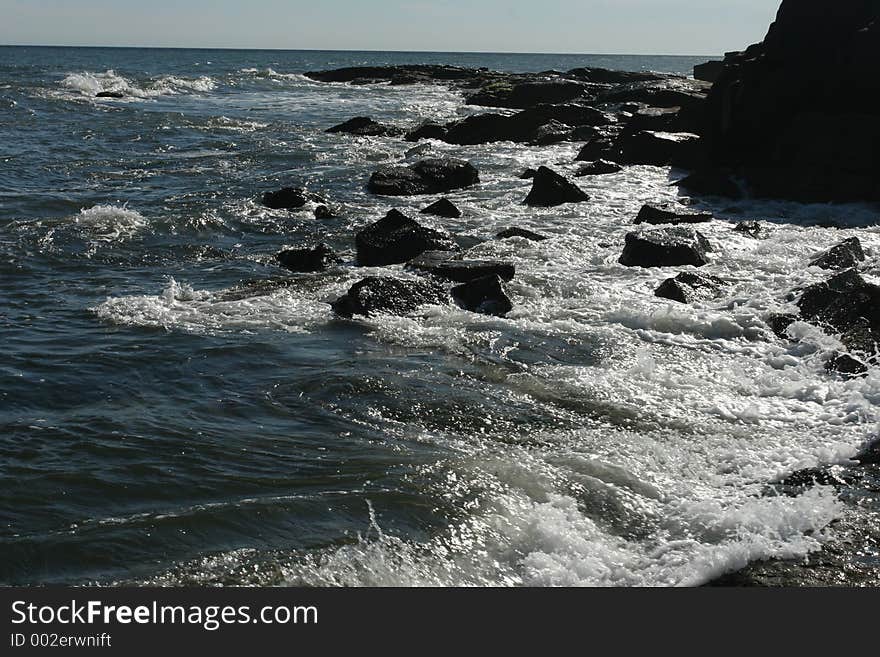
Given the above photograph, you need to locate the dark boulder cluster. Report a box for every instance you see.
[356,209,459,266]
[326,116,404,137]
[368,158,479,196]
[697,0,880,202]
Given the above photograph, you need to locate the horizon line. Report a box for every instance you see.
[0,43,721,58]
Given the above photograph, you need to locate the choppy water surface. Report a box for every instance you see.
[1,46,878,586]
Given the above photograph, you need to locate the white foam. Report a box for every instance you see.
[74,204,149,242]
[61,70,216,100]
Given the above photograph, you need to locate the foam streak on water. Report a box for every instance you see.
[1,46,878,587]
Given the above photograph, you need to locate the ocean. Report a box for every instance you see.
[1,46,878,586]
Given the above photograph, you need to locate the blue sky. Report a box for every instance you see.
[0,1,780,55]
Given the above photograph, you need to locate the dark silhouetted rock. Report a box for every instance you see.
[496,227,547,241]
[407,251,515,283]
[405,121,448,142]
[520,169,539,179]
[733,221,766,238]
[597,79,709,110]
[615,130,703,167]
[96,91,125,99]
[655,271,727,303]
[314,205,338,219]
[331,277,449,318]
[700,0,880,202]
[421,198,462,219]
[635,203,713,225]
[452,275,513,316]
[619,226,712,268]
[767,313,798,338]
[530,120,574,145]
[797,269,880,356]
[276,243,340,273]
[262,187,324,210]
[674,170,742,199]
[576,137,617,162]
[326,116,404,137]
[575,160,623,176]
[368,158,479,196]
[826,353,869,377]
[566,67,673,85]
[355,209,459,266]
[693,60,725,83]
[809,237,865,271]
[524,166,590,207]
[466,80,589,109]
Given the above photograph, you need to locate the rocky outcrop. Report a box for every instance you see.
[673,170,742,199]
[619,226,712,268]
[405,121,448,142]
[809,237,866,270]
[575,131,702,167]
[699,0,880,202]
[655,271,727,303]
[466,80,590,109]
[406,251,515,283]
[797,269,880,357]
[635,204,713,226]
[420,198,461,219]
[276,244,340,273]
[326,116,404,137]
[451,275,513,316]
[693,60,725,83]
[368,158,479,196]
[261,187,324,210]
[496,227,547,241]
[355,209,459,266]
[524,166,590,207]
[331,277,449,318]
[575,160,623,176]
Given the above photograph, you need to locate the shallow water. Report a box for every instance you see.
[1,46,879,586]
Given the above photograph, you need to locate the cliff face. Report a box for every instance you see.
[702,0,880,202]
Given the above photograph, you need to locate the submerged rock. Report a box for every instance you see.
[635,203,713,226]
[733,221,766,238]
[356,209,458,267]
[96,90,125,99]
[619,226,712,268]
[261,187,323,210]
[326,116,404,137]
[420,198,462,219]
[407,251,515,283]
[655,271,727,303]
[524,166,590,207]
[275,244,340,273]
[314,205,338,219]
[451,274,513,316]
[809,237,866,271]
[496,227,547,242]
[575,160,623,176]
[331,277,449,318]
[368,158,479,196]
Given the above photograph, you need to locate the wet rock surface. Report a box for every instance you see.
[635,203,713,226]
[355,209,459,266]
[524,166,590,207]
[368,158,480,196]
[451,274,514,316]
[655,271,727,304]
[331,276,449,318]
[619,226,713,268]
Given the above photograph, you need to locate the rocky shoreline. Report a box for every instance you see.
[261,0,879,586]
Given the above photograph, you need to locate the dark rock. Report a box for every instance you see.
[407,251,515,283]
[326,116,404,137]
[797,269,880,356]
[624,107,681,134]
[575,160,623,176]
[635,203,713,226]
[655,271,727,304]
[451,275,514,316]
[314,205,338,219]
[496,227,547,242]
[766,313,798,338]
[693,60,725,83]
[262,187,323,210]
[368,158,479,196]
[331,276,449,318]
[355,209,459,266]
[420,198,462,219]
[619,226,712,268]
[566,68,673,85]
[597,79,710,110]
[699,0,880,202]
[809,237,866,271]
[530,120,574,146]
[518,103,613,128]
[615,130,703,167]
[276,243,340,273]
[405,121,448,142]
[466,80,589,109]
[305,64,487,85]
[520,169,539,179]
[524,166,590,207]
[674,170,742,199]
[733,221,766,238]
[826,353,869,377]
[96,91,125,99]
[576,137,617,162]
